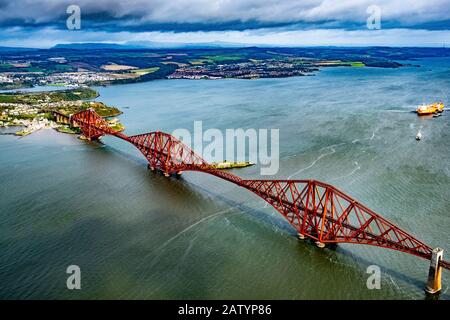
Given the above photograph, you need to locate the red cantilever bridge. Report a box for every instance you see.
[71,109,449,293]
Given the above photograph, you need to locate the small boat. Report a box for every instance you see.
[433,113,442,118]
[416,131,422,140]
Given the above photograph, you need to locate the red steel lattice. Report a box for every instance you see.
[71,109,449,270]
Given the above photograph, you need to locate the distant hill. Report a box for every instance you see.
[126,40,251,49]
[52,43,144,50]
[52,41,251,50]
[0,46,37,52]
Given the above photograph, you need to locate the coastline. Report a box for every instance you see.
[0,87,125,136]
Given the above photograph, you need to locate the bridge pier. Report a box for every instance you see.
[315,241,325,248]
[425,248,443,295]
[297,233,306,240]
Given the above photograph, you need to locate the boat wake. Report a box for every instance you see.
[383,109,414,113]
[287,143,344,179]
[329,162,361,182]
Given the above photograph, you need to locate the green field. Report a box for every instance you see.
[108,122,125,132]
[0,63,13,69]
[52,64,74,71]
[0,88,99,104]
[56,125,81,134]
[348,61,365,67]
[203,55,243,62]
[131,67,160,76]
[188,59,213,65]
[84,102,122,117]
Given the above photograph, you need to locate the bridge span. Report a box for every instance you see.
[71,108,449,295]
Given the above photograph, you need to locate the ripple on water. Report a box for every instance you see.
[1,58,450,299]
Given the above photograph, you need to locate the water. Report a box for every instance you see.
[0,85,75,93]
[1,58,449,299]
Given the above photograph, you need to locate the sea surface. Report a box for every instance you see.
[0,85,75,93]
[1,58,449,299]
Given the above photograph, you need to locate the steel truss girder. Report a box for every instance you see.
[71,109,449,270]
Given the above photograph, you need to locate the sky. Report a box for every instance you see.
[0,0,449,48]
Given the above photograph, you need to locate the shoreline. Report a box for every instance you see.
[0,87,125,137]
[1,60,406,93]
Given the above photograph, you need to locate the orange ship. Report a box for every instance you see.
[416,102,445,115]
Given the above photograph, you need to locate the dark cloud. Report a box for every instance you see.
[0,0,449,32]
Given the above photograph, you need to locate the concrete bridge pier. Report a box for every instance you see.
[315,241,326,248]
[297,233,306,240]
[425,248,443,295]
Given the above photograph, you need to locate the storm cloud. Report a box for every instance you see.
[0,0,449,31]
[0,1,449,47]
